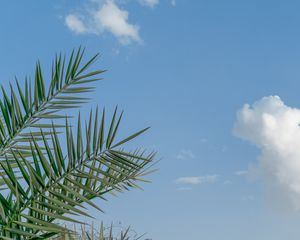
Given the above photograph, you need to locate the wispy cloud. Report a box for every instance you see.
[65,0,141,44]
[175,175,218,185]
[171,0,176,6]
[138,0,159,8]
[234,96,300,210]
[176,149,195,160]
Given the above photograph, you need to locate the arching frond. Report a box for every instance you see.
[0,109,155,239]
[0,48,104,161]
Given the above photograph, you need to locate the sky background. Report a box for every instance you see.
[2,1,300,239]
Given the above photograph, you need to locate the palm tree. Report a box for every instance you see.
[0,48,155,239]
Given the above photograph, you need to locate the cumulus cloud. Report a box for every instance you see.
[176,175,218,185]
[139,0,159,8]
[95,1,141,44]
[65,0,141,44]
[233,96,300,210]
[65,14,87,34]
[176,149,195,160]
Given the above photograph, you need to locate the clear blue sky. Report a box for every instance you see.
[2,1,300,239]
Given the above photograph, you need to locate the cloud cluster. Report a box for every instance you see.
[176,175,218,185]
[233,96,300,210]
[65,0,141,44]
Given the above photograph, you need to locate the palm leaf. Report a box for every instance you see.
[0,109,155,239]
[0,48,104,162]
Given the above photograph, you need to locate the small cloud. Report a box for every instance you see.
[200,138,208,143]
[65,0,141,44]
[65,14,87,34]
[138,0,159,8]
[171,0,176,6]
[176,149,195,160]
[235,170,248,176]
[95,1,141,44]
[175,175,218,185]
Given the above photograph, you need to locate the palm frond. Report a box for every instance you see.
[0,109,155,239]
[0,47,104,161]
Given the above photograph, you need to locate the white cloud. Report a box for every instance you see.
[65,14,87,34]
[171,0,176,6]
[176,175,218,185]
[65,0,141,44]
[233,96,300,210]
[176,149,195,160]
[139,0,159,8]
[95,1,141,44]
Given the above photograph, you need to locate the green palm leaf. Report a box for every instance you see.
[0,48,104,162]
[0,49,155,239]
[0,109,155,239]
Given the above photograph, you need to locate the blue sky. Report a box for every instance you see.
[3,0,300,239]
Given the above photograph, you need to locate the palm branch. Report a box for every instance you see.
[0,47,104,162]
[0,49,155,239]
